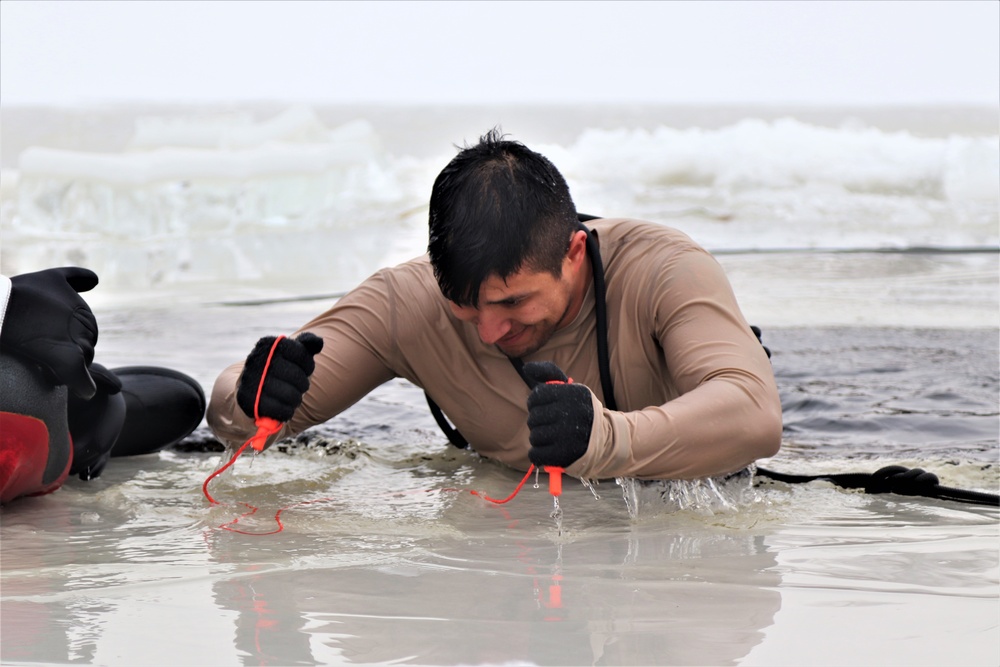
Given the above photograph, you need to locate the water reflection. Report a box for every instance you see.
[1,502,104,665]
[201,514,781,666]
[4,451,995,666]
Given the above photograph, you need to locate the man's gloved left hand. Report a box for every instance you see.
[1,267,100,399]
[523,361,594,469]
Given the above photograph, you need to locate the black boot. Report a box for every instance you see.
[68,363,125,480]
[109,366,207,458]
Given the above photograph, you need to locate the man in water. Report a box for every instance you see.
[207,130,781,480]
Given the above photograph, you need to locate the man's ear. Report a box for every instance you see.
[564,229,588,270]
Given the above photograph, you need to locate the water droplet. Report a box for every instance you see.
[550,496,563,536]
[580,478,601,500]
[616,477,639,519]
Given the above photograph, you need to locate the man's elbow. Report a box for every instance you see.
[205,364,253,447]
[752,401,783,459]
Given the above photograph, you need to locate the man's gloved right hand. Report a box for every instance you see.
[236,333,324,423]
[1,267,100,399]
[524,361,594,469]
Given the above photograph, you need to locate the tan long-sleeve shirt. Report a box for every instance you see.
[208,219,782,480]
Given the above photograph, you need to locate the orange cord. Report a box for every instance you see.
[202,337,568,532]
[203,336,301,533]
[471,464,536,504]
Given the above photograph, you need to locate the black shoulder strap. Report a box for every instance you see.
[426,392,469,449]
[582,221,617,411]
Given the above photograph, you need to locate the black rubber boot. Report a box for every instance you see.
[109,366,207,458]
[68,363,126,481]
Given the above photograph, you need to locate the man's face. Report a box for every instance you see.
[448,266,576,359]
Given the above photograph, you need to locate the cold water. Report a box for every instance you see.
[1,105,997,666]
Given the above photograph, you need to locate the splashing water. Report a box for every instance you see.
[617,477,640,519]
[579,478,602,500]
[616,468,764,519]
[550,496,563,536]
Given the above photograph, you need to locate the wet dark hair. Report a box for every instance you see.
[428,128,578,307]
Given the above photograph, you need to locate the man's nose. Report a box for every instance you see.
[476,312,512,345]
[451,303,511,345]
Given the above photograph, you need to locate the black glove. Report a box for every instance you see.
[236,333,324,423]
[524,361,594,469]
[2,267,100,399]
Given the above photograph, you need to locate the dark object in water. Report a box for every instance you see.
[756,465,1000,507]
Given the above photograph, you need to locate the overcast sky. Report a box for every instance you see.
[1,0,997,107]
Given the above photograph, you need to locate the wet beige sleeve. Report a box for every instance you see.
[566,249,782,480]
[207,272,398,449]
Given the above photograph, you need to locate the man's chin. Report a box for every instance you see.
[497,335,548,359]
[497,343,524,359]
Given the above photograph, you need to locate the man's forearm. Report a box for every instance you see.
[569,374,782,480]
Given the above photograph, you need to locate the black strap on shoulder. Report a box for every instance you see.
[581,221,618,411]
[426,392,469,449]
